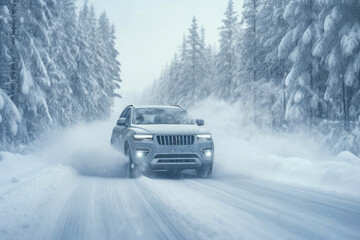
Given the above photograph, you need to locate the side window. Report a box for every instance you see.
[120,108,129,118]
[125,108,132,125]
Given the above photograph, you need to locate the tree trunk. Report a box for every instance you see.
[342,75,350,132]
[309,64,313,127]
[10,0,17,105]
[252,0,257,124]
[309,0,315,128]
[283,71,286,125]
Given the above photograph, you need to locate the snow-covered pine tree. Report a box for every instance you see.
[14,0,56,141]
[0,89,21,149]
[97,13,121,105]
[199,27,212,97]
[205,43,217,95]
[46,0,76,126]
[74,2,101,121]
[313,0,360,131]
[216,0,238,101]
[166,54,181,104]
[346,6,360,124]
[184,16,205,104]
[0,2,21,147]
[8,0,19,106]
[175,35,190,105]
[166,17,207,107]
[147,61,173,105]
[109,24,122,97]
[278,0,323,127]
[236,0,259,122]
[147,18,212,107]
[0,0,122,151]
[0,1,12,94]
[149,42,185,106]
[87,5,109,117]
[74,4,121,121]
[246,0,289,127]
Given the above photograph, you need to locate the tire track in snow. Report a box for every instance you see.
[130,178,187,240]
[183,176,360,240]
[91,178,144,240]
[47,176,188,240]
[137,176,284,240]
[34,171,360,240]
[111,179,180,240]
[49,179,95,240]
[204,176,360,228]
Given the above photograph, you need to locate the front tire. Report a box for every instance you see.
[196,163,213,178]
[127,147,140,178]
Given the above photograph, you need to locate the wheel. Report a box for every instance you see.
[196,163,213,178]
[126,147,140,178]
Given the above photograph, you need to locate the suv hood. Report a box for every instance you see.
[130,124,208,135]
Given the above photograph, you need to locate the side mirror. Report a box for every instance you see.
[196,119,205,126]
[117,118,126,126]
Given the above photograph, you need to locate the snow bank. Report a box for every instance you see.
[0,152,49,185]
[189,96,360,196]
[0,161,77,240]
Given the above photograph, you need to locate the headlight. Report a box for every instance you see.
[197,134,212,140]
[133,134,153,141]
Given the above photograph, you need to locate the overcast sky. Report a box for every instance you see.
[77,0,244,93]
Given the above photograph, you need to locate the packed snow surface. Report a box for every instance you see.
[0,95,359,240]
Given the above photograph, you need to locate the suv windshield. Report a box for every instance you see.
[132,108,195,125]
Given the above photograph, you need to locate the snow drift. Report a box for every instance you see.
[189,97,360,195]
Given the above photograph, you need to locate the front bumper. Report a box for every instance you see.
[129,135,214,171]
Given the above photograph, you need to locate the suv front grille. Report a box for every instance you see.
[156,135,194,145]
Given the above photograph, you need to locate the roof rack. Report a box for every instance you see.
[172,105,182,109]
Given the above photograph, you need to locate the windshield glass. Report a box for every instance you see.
[132,108,195,125]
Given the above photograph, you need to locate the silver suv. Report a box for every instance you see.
[110,105,214,178]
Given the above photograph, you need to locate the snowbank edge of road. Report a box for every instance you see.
[0,159,78,240]
[189,97,360,196]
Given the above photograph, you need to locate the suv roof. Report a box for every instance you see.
[133,105,182,109]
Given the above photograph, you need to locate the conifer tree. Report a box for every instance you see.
[0,0,122,150]
[278,0,322,126]
[216,0,238,100]
[313,1,360,131]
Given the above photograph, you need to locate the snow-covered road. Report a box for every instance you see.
[1,97,360,240]
[1,163,359,240]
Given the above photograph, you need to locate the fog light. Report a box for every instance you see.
[135,149,150,158]
[202,148,212,157]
